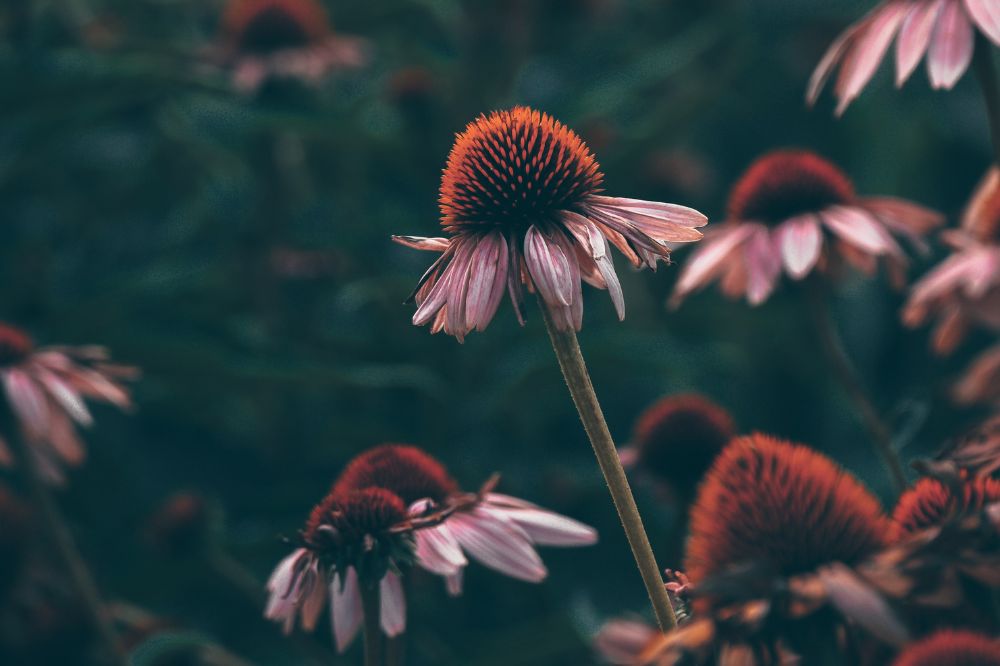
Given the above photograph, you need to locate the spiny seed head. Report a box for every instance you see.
[891,476,1000,541]
[439,106,604,233]
[892,629,1000,666]
[333,444,459,506]
[685,433,888,582]
[303,487,407,552]
[630,393,735,496]
[223,0,329,54]
[0,323,33,368]
[728,150,855,225]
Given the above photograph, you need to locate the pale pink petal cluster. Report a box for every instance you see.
[808,0,1000,114]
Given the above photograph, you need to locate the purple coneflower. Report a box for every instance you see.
[671,150,942,307]
[0,323,136,484]
[392,106,706,340]
[807,0,1000,114]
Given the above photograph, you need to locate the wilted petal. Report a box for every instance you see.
[927,0,975,89]
[965,0,1000,43]
[414,523,467,575]
[496,506,598,546]
[588,196,708,228]
[379,572,406,637]
[524,225,574,309]
[819,563,910,646]
[896,0,945,85]
[265,549,310,623]
[465,232,509,332]
[391,235,451,252]
[448,506,548,582]
[332,567,363,653]
[299,561,327,632]
[776,215,822,279]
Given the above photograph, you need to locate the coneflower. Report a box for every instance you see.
[394,106,708,630]
[892,629,1000,666]
[685,434,889,583]
[891,476,1000,539]
[219,0,367,92]
[671,150,941,308]
[619,393,735,502]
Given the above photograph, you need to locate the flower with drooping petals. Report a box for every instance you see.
[219,0,367,93]
[891,476,1000,539]
[0,323,136,484]
[954,344,1000,405]
[685,433,889,583]
[892,629,1000,666]
[670,150,942,307]
[333,444,598,595]
[904,167,1000,354]
[619,393,735,502]
[392,106,707,340]
[808,0,1000,115]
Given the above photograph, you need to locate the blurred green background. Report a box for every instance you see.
[0,0,997,663]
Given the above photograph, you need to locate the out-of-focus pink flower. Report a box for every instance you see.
[393,106,706,340]
[807,0,1000,115]
[953,342,1000,405]
[593,618,659,665]
[903,167,1000,354]
[219,0,368,93]
[0,323,136,484]
[334,444,598,595]
[670,150,942,307]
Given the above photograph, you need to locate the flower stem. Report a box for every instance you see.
[7,435,128,666]
[538,303,677,631]
[973,32,1000,165]
[360,582,382,666]
[804,284,908,495]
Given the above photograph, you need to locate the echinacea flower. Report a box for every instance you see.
[333,444,598,594]
[903,167,1000,354]
[618,393,735,502]
[219,0,367,93]
[954,344,1000,405]
[0,323,136,484]
[807,0,1000,115]
[685,433,890,583]
[891,476,1000,539]
[392,106,707,340]
[892,629,1000,666]
[670,150,942,307]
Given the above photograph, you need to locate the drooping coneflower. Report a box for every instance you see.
[891,476,1000,540]
[0,323,136,484]
[219,0,367,93]
[685,434,890,583]
[392,106,707,340]
[670,150,941,307]
[892,629,1000,666]
[619,393,735,501]
[807,0,1000,115]
[265,487,411,652]
[904,167,1000,355]
[332,444,597,594]
[954,344,1000,405]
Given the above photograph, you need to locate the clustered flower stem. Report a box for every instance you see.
[804,282,908,495]
[538,300,677,631]
[973,32,1000,166]
[5,429,128,666]
[360,582,383,666]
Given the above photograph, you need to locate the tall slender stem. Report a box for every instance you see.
[6,432,127,666]
[803,285,908,495]
[972,33,1000,165]
[360,583,382,666]
[538,304,676,631]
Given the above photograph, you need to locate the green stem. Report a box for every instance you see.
[538,303,677,631]
[804,285,908,495]
[360,582,382,666]
[972,33,1000,165]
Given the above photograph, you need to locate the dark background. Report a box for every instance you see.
[0,0,996,663]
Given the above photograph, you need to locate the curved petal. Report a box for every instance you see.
[821,206,901,256]
[379,572,406,637]
[498,507,598,546]
[744,227,782,305]
[391,235,451,252]
[896,0,945,86]
[465,232,510,332]
[776,215,823,279]
[524,225,574,309]
[414,523,467,575]
[448,506,548,582]
[927,0,975,89]
[670,224,757,307]
[332,567,363,653]
[964,0,1000,44]
[833,1,909,115]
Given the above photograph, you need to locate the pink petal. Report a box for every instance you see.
[587,196,708,228]
[265,549,309,622]
[896,0,945,86]
[379,572,406,637]
[445,570,463,597]
[594,619,658,666]
[299,560,327,632]
[3,370,50,438]
[448,506,548,582]
[964,0,1000,43]
[834,2,909,115]
[808,19,867,105]
[776,215,823,279]
[562,211,625,319]
[37,369,92,426]
[414,523,467,575]
[590,204,704,242]
[464,232,509,332]
[524,225,574,308]
[821,206,900,255]
[47,408,85,466]
[744,227,782,305]
[928,0,975,89]
[670,224,757,307]
[391,235,451,252]
[331,567,363,653]
[499,507,598,546]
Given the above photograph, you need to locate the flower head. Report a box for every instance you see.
[685,433,889,583]
[332,444,459,505]
[671,150,941,307]
[903,168,1000,355]
[393,106,707,340]
[892,629,1000,666]
[219,0,367,93]
[808,0,1000,115]
[891,476,1000,540]
[0,322,136,484]
[620,393,735,500]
